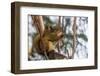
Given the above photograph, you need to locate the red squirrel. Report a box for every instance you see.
[29,16,64,59]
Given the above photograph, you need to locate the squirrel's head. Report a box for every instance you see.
[44,25,64,41]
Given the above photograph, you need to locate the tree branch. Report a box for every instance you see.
[71,17,77,59]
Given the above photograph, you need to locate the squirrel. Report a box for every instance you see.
[29,25,64,59]
[28,16,65,60]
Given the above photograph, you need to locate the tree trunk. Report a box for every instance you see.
[72,17,77,59]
